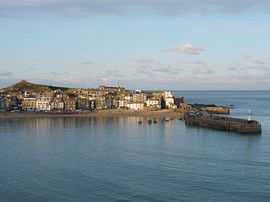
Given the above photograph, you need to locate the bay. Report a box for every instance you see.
[0,91,270,201]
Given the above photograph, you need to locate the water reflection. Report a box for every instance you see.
[0,116,175,135]
[0,116,263,161]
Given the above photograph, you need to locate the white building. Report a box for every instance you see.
[118,95,132,108]
[133,93,146,103]
[36,97,51,111]
[165,97,174,107]
[168,103,177,109]
[164,91,174,108]
[146,98,161,108]
[124,95,132,102]
[119,100,128,108]
[126,102,144,111]
[164,91,173,98]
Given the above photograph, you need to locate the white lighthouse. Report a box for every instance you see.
[248,109,252,123]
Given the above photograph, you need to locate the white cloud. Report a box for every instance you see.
[135,58,154,64]
[226,67,239,71]
[97,70,126,82]
[165,44,205,55]
[193,67,214,74]
[227,57,270,73]
[0,71,12,76]
[50,72,60,76]
[80,61,93,65]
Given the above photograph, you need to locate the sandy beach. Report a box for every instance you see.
[0,109,184,119]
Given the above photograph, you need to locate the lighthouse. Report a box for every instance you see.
[247,109,252,123]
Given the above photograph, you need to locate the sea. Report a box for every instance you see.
[0,91,270,202]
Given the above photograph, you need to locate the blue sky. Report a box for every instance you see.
[1,0,270,90]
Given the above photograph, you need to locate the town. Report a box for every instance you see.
[0,80,185,112]
[0,80,262,133]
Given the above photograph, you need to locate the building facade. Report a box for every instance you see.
[133,93,146,103]
[127,102,144,111]
[0,97,11,111]
[22,97,37,111]
[64,100,77,111]
[36,97,51,111]
[51,98,64,111]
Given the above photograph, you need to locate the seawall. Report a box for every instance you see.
[185,114,262,134]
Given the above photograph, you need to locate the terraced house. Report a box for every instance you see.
[22,97,37,111]
[36,97,51,111]
[50,98,65,111]
[0,97,11,111]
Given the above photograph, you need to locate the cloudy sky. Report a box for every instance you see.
[1,0,270,90]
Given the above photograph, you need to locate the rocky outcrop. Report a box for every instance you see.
[206,106,230,114]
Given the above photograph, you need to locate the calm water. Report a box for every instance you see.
[0,91,270,201]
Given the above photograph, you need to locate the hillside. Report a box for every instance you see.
[4,80,70,92]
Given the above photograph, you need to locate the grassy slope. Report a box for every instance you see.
[4,81,70,92]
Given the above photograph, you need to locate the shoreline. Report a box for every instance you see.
[0,109,184,119]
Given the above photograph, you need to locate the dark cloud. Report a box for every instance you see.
[1,0,270,17]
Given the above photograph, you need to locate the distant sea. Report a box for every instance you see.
[0,91,270,201]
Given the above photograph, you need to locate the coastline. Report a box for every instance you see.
[0,109,184,119]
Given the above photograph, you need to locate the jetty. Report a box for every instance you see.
[184,112,262,134]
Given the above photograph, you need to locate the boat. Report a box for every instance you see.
[153,119,157,124]
[138,120,142,124]
[147,119,152,124]
[165,117,170,122]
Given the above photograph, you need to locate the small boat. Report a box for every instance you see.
[138,120,142,124]
[153,119,158,124]
[165,117,170,122]
[148,119,152,124]
[229,104,236,109]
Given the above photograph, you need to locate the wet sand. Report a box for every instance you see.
[0,109,184,119]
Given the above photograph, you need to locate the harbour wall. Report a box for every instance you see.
[185,115,262,134]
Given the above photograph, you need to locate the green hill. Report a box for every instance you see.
[4,80,70,92]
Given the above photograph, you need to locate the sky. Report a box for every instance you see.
[1,0,270,90]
